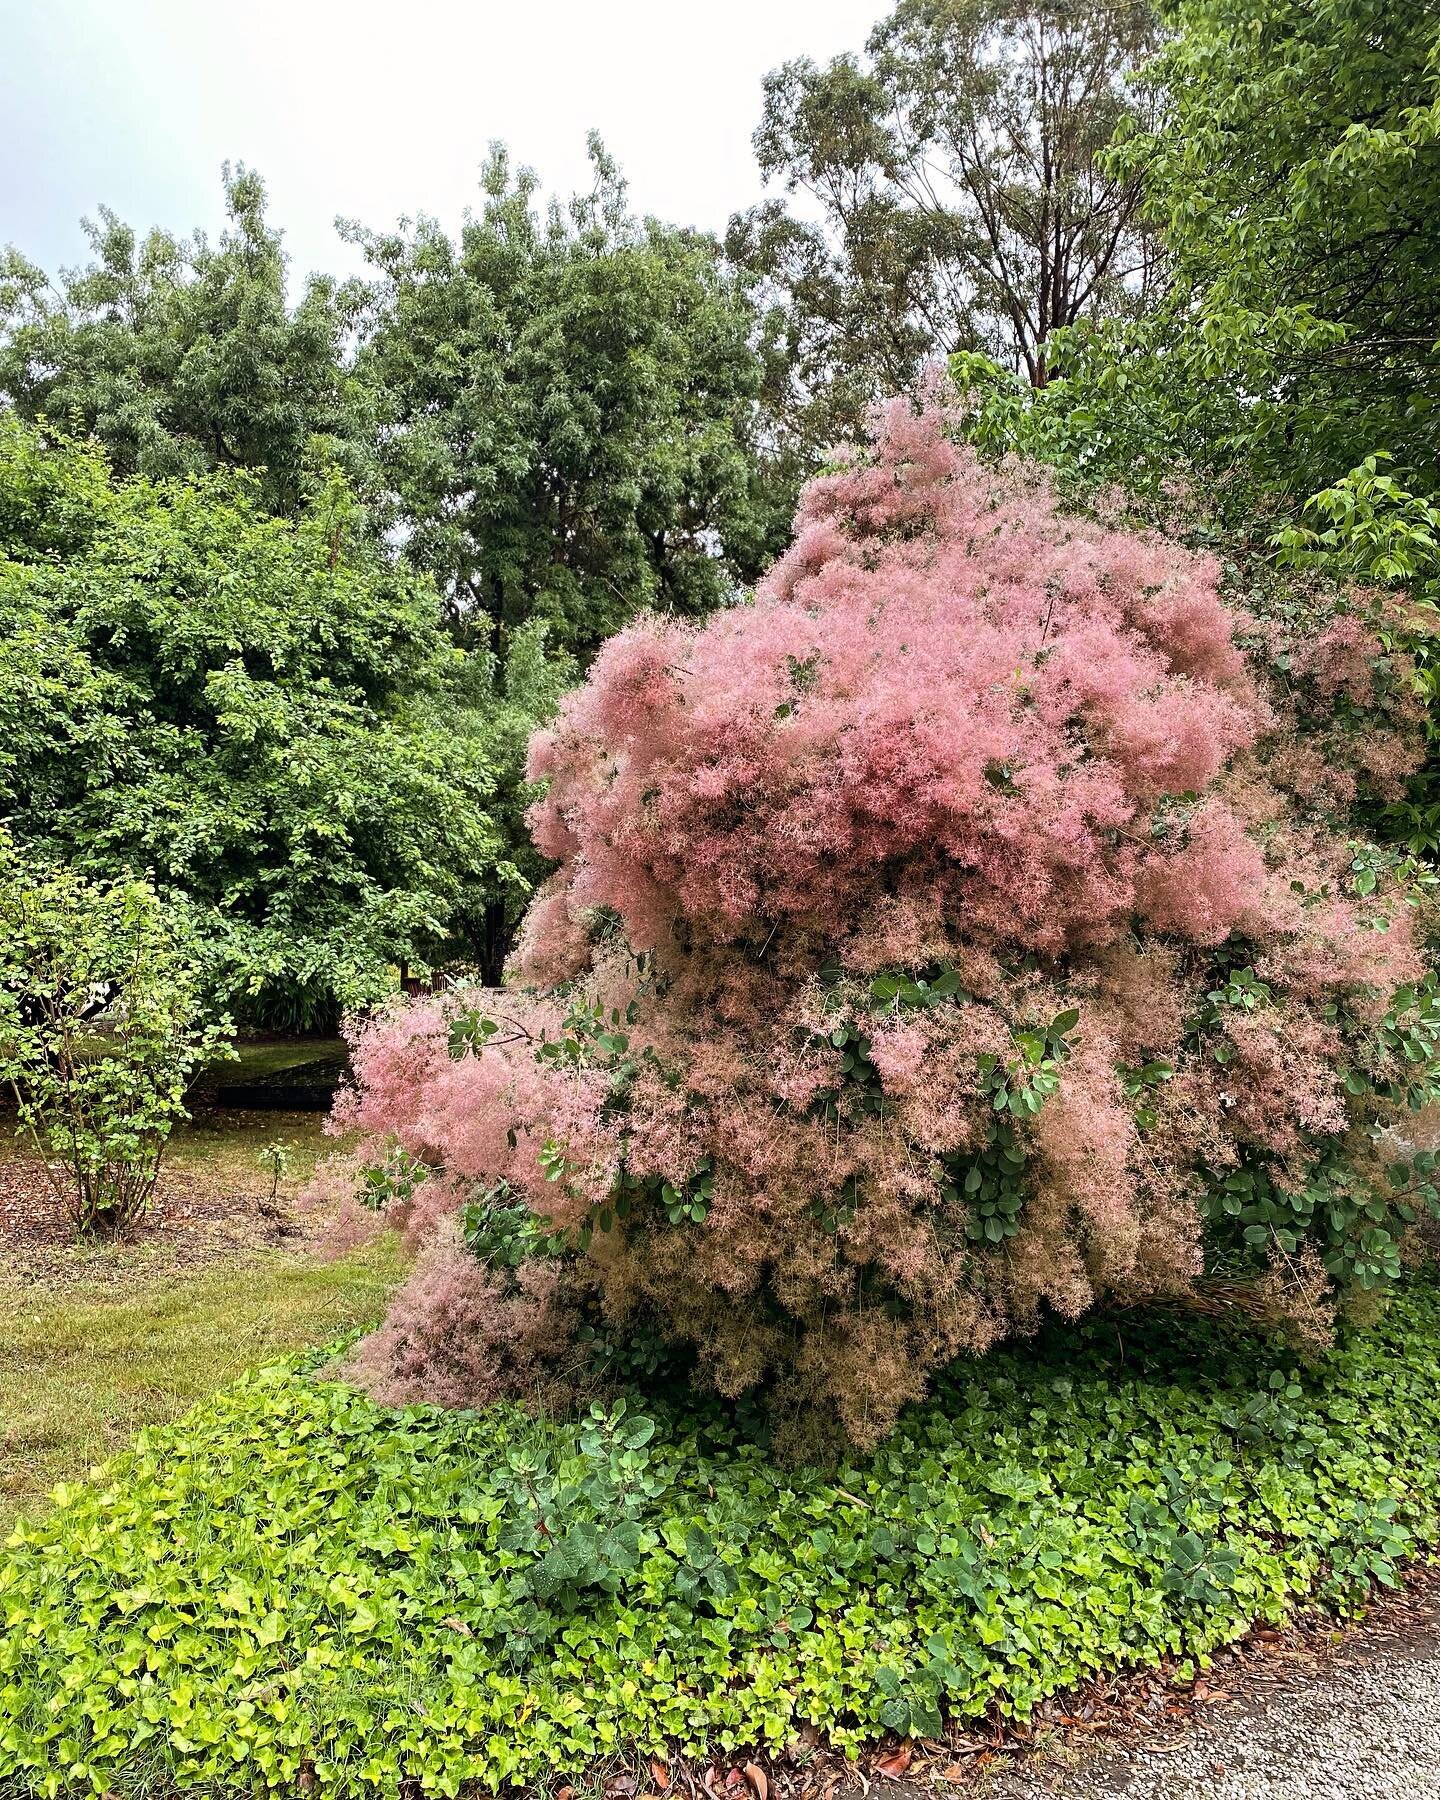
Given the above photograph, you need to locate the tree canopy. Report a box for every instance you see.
[957,0,1440,513]
[730,0,1160,460]
[0,166,348,519]
[1121,0,1440,500]
[0,417,510,1026]
[346,140,777,660]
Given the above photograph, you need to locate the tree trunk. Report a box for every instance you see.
[478,898,511,988]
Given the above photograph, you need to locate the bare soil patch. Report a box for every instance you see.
[0,1106,337,1291]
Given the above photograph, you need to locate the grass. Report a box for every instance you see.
[0,1237,407,1534]
[3,1278,1439,1797]
[221,1037,348,1082]
[160,1104,338,1191]
[1,1095,339,1204]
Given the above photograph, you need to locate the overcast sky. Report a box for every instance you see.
[2,0,881,288]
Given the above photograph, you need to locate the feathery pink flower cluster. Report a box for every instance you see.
[336,397,1432,1451]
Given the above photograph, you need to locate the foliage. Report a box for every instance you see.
[0,166,347,518]
[1112,0,1440,503]
[947,0,1440,880]
[729,0,1161,464]
[1271,457,1440,856]
[346,139,775,662]
[256,1140,293,1203]
[333,399,1440,1451]
[0,1231,407,1534]
[0,418,512,1026]
[5,1279,1440,1793]
[0,148,769,979]
[952,0,1440,511]
[0,848,231,1235]
[435,621,576,985]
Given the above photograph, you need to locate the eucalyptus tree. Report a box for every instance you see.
[1112,0,1440,500]
[730,0,1160,457]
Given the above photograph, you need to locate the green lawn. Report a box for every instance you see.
[0,1237,407,1534]
[159,1104,339,1192]
[2,1099,340,1221]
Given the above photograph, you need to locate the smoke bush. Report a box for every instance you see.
[337,397,1440,1451]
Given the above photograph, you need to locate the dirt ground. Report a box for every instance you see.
[0,1106,337,1290]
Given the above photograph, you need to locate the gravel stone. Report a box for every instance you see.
[987,1597,1440,1798]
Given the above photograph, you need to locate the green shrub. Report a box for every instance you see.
[4,1280,1440,1796]
[0,847,232,1235]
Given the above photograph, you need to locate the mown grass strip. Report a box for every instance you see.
[0,1237,406,1532]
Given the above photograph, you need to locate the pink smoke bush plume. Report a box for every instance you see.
[332,395,1434,1452]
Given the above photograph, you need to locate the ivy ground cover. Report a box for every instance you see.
[5,1283,1440,1798]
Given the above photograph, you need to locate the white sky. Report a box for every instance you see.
[2,0,880,287]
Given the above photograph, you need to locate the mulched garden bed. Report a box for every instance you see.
[0,1111,319,1289]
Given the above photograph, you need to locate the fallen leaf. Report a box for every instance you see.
[874,1744,913,1779]
[440,1615,474,1638]
[743,1763,768,1800]
[651,1761,672,1792]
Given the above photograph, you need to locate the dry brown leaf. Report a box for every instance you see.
[743,1763,768,1800]
[651,1760,672,1792]
[874,1744,913,1779]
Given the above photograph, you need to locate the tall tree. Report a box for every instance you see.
[0,166,348,517]
[731,0,1160,456]
[346,139,775,661]
[952,0,1440,521]
[0,418,511,1027]
[1113,0,1440,500]
[950,0,1440,856]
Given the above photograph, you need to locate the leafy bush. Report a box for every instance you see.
[0,846,231,1235]
[334,397,1440,1450]
[4,1280,1440,1795]
[0,418,516,1028]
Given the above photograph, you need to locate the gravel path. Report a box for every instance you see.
[986,1596,1440,1799]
